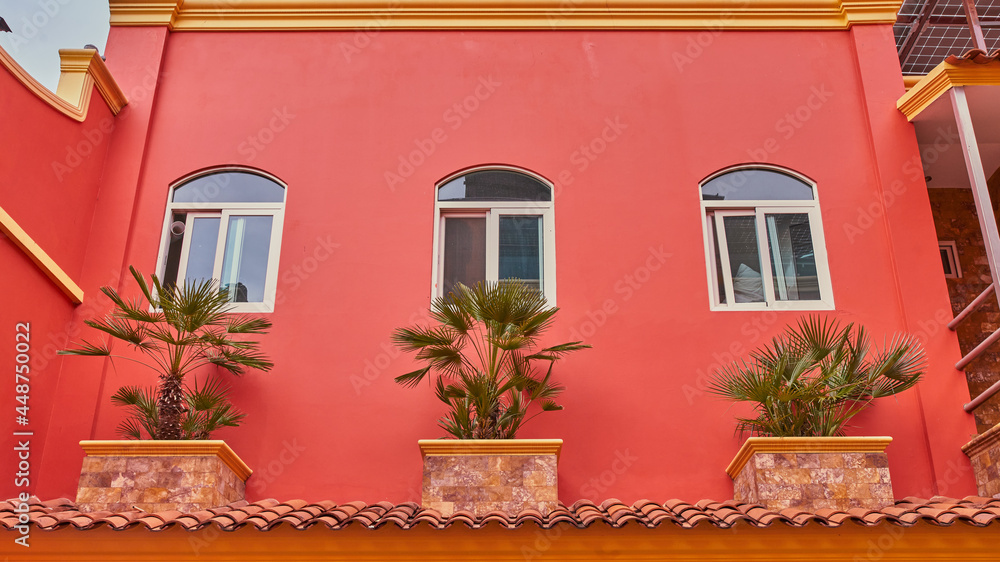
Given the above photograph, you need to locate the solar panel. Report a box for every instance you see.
[895,0,1000,75]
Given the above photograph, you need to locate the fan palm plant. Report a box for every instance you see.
[393,281,590,439]
[59,266,273,440]
[707,316,925,437]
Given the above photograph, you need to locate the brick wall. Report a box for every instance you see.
[928,188,1000,432]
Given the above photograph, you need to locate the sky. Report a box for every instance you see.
[0,0,110,91]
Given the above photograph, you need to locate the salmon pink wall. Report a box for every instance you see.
[0,61,116,499]
[8,25,980,503]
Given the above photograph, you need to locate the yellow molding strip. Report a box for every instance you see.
[897,60,1000,121]
[81,440,253,481]
[725,436,892,478]
[902,75,923,90]
[0,45,126,122]
[419,439,562,457]
[0,206,84,304]
[961,422,1000,458]
[56,49,129,120]
[109,0,904,30]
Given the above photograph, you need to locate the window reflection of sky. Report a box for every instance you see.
[702,169,813,201]
[438,177,467,201]
[173,172,285,203]
[222,216,273,302]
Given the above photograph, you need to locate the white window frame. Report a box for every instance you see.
[431,166,557,304]
[700,165,834,311]
[154,167,286,313]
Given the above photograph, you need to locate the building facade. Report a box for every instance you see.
[4,0,1000,558]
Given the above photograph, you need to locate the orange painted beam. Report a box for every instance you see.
[0,206,83,304]
[11,521,1000,561]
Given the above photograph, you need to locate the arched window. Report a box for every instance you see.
[156,168,286,312]
[432,167,556,303]
[700,166,833,310]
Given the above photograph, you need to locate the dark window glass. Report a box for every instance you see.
[499,216,542,293]
[162,212,186,288]
[941,248,953,275]
[710,216,727,304]
[702,169,813,201]
[442,217,487,296]
[765,213,820,301]
[439,170,551,202]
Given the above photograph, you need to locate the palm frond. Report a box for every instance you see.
[60,267,273,440]
[708,315,925,437]
[58,339,112,357]
[393,280,588,439]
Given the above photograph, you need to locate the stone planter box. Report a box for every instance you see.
[962,422,1000,498]
[726,436,894,511]
[419,439,561,517]
[76,440,252,512]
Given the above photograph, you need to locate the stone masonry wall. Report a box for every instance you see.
[423,454,558,517]
[76,455,245,512]
[733,452,893,511]
[928,188,1000,432]
[963,422,1000,498]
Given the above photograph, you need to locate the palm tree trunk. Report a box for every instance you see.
[158,373,185,439]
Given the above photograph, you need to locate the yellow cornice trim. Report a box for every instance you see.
[902,75,923,90]
[0,206,84,304]
[80,440,253,481]
[419,439,562,457]
[897,60,1000,121]
[0,45,126,122]
[962,421,1000,458]
[56,49,129,120]
[107,0,180,27]
[109,0,903,30]
[725,436,892,478]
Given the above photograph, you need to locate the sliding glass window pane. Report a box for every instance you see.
[723,215,765,303]
[765,213,819,301]
[184,217,220,286]
[499,216,542,293]
[220,215,273,303]
[443,217,486,297]
[709,216,727,304]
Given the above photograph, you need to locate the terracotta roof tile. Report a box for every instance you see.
[6,496,1000,533]
[945,49,1000,65]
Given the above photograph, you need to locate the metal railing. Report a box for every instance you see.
[948,283,1000,411]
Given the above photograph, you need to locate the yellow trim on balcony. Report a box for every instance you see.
[419,439,562,457]
[109,0,903,30]
[0,46,126,122]
[81,440,253,481]
[726,436,892,478]
[56,49,129,119]
[897,60,1000,121]
[902,75,923,90]
[0,206,84,304]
